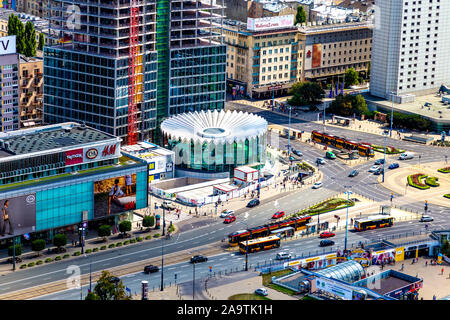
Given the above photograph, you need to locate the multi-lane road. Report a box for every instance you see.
[0,100,448,299]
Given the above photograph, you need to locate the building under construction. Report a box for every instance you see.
[44,0,226,145]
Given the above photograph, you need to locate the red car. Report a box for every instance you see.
[224,215,236,224]
[272,211,285,219]
[319,231,335,238]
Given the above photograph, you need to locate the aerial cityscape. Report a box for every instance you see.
[0,0,449,306]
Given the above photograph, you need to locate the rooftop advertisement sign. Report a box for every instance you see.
[247,15,294,31]
[0,36,16,56]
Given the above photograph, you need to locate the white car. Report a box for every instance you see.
[312,181,323,189]
[276,252,292,260]
[161,200,175,210]
[420,215,433,222]
[368,165,381,173]
[220,210,235,218]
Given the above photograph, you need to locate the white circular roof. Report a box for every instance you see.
[161,109,268,144]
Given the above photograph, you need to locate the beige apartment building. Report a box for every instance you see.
[220,20,303,99]
[16,0,46,18]
[299,21,373,84]
[19,54,43,128]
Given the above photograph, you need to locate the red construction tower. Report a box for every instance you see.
[127,0,139,146]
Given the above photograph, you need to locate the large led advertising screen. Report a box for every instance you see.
[0,194,36,240]
[93,174,137,219]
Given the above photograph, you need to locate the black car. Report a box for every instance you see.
[319,240,335,247]
[374,159,385,165]
[349,169,359,177]
[247,199,260,208]
[190,255,208,263]
[373,168,384,175]
[144,265,159,274]
[110,276,121,284]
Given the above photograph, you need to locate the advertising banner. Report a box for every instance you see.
[312,44,322,68]
[83,142,120,163]
[93,174,137,219]
[371,248,395,265]
[247,15,294,31]
[65,148,84,166]
[0,194,36,240]
[0,35,16,56]
[315,278,353,300]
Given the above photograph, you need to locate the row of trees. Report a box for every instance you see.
[327,93,368,117]
[7,14,44,57]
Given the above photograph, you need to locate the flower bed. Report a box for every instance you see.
[407,173,430,189]
[297,162,315,172]
[296,198,355,216]
[372,145,405,154]
[438,167,450,174]
[425,176,439,187]
[444,194,450,199]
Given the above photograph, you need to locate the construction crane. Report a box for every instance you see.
[127,0,139,146]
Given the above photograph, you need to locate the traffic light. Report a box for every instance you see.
[424,201,428,212]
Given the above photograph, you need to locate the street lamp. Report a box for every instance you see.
[344,187,353,252]
[239,221,250,271]
[160,237,165,291]
[382,130,388,183]
[287,105,292,156]
[389,92,395,138]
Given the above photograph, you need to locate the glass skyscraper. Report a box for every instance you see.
[45,0,227,145]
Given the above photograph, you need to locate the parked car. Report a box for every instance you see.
[316,157,326,165]
[319,231,335,238]
[276,252,292,260]
[144,265,159,274]
[373,168,384,175]
[368,165,381,172]
[220,209,234,218]
[319,240,335,247]
[389,163,400,169]
[312,181,323,189]
[272,211,285,219]
[420,215,434,222]
[190,255,208,263]
[254,288,268,296]
[161,200,175,210]
[292,149,303,157]
[110,276,121,284]
[399,152,414,160]
[289,156,296,161]
[325,151,336,159]
[224,215,236,224]
[374,159,385,165]
[349,169,359,177]
[247,199,260,208]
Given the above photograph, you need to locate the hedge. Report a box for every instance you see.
[93,247,99,252]
[55,256,62,261]
[100,246,107,250]
[63,254,70,259]
[438,167,450,173]
[20,264,27,269]
[153,234,160,238]
[130,238,136,243]
[296,198,355,216]
[372,145,405,154]
[124,240,130,245]
[73,251,81,256]
[116,242,122,247]
[444,194,450,199]
[145,235,152,240]
[36,260,43,265]
[108,243,115,248]
[85,249,92,254]
[45,258,53,263]
[27,262,35,267]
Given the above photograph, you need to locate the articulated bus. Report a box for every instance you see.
[354,215,394,231]
[239,236,280,254]
[228,216,311,246]
[311,131,374,157]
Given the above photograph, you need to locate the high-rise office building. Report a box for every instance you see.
[156,0,226,125]
[370,0,450,101]
[44,0,226,144]
[45,0,158,141]
[0,35,19,133]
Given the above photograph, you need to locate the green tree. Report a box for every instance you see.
[8,244,22,257]
[38,33,45,51]
[8,14,25,54]
[119,220,132,235]
[142,215,155,231]
[23,21,36,57]
[92,270,131,300]
[31,239,46,257]
[353,94,368,115]
[85,291,101,300]
[288,82,324,107]
[441,240,450,256]
[327,94,368,117]
[344,68,360,88]
[294,6,306,25]
[53,234,67,252]
[98,224,111,242]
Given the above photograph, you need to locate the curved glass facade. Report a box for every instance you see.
[316,260,365,283]
[167,134,266,174]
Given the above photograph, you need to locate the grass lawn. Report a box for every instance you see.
[228,294,271,300]
[262,269,298,296]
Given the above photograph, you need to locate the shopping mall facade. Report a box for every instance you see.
[0,123,148,247]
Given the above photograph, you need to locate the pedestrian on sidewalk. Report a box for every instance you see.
[425,260,428,267]
[442,268,444,275]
